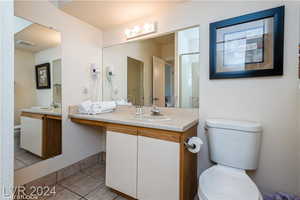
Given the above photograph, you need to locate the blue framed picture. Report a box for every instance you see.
[210,6,284,79]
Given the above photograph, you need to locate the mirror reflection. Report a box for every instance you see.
[14,16,62,171]
[102,26,200,108]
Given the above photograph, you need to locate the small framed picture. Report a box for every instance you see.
[210,6,284,79]
[35,63,51,89]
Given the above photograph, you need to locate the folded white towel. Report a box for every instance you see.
[78,100,92,114]
[78,101,116,115]
[116,99,132,106]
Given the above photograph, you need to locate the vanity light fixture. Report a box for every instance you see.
[125,22,156,39]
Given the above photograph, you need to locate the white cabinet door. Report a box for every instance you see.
[137,136,180,200]
[20,116,43,157]
[106,131,138,198]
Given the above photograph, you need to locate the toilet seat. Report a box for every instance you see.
[198,165,261,200]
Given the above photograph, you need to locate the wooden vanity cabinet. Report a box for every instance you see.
[43,115,62,159]
[20,112,62,159]
[104,123,197,200]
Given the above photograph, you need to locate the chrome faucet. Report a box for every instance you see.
[51,101,59,109]
[151,105,161,116]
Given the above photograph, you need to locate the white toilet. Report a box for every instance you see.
[198,119,263,200]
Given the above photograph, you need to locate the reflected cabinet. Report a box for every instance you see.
[14,16,62,170]
[20,112,62,160]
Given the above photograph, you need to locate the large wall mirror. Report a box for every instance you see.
[14,16,62,171]
[102,26,200,108]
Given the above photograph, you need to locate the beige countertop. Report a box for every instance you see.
[22,107,62,116]
[69,106,199,132]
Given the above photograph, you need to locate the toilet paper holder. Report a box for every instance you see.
[184,138,196,150]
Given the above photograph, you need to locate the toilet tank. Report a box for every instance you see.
[206,119,262,170]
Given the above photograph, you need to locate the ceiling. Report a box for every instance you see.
[58,0,184,29]
[15,23,61,53]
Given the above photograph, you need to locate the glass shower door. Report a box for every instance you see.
[180,53,200,108]
[177,26,200,108]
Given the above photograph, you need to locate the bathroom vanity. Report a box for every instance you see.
[69,106,199,200]
[20,108,62,159]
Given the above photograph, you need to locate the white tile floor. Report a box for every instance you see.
[16,160,199,200]
[43,163,127,200]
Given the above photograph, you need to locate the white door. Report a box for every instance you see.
[0,1,14,199]
[106,131,138,198]
[20,117,43,157]
[137,136,180,200]
[152,56,165,107]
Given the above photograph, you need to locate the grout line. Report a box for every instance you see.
[55,171,58,185]
[57,183,88,199]
[56,169,105,199]
[83,182,108,198]
[14,158,31,170]
[27,154,105,199]
[15,152,43,166]
[15,157,27,165]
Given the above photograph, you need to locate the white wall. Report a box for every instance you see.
[160,42,174,61]
[14,46,62,125]
[297,6,300,193]
[14,49,36,125]
[103,39,161,105]
[103,2,300,195]
[34,46,61,106]
[14,1,104,185]
[103,38,174,106]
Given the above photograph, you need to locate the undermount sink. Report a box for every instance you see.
[31,107,61,112]
[135,114,171,122]
[40,107,53,110]
[32,106,53,110]
[26,107,61,115]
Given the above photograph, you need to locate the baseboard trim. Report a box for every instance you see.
[110,188,137,200]
[22,152,104,188]
[14,125,21,135]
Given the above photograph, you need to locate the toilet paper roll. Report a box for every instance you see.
[187,137,203,153]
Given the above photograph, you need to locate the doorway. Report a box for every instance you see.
[127,57,144,106]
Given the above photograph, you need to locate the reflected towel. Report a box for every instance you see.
[91,101,117,114]
[78,101,116,115]
[116,99,132,106]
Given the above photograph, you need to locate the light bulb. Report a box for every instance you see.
[143,23,150,31]
[125,29,131,37]
[133,26,141,34]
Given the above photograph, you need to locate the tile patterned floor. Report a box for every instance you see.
[16,160,198,200]
[14,135,42,170]
[43,163,127,200]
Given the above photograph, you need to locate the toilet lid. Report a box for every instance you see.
[199,165,260,200]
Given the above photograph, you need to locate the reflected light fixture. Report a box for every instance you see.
[125,22,156,40]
